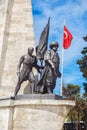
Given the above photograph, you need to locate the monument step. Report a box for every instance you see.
[14,94,63,100]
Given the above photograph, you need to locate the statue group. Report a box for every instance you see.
[11,19,61,99]
[11,42,61,99]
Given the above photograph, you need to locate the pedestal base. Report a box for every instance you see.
[0,94,75,130]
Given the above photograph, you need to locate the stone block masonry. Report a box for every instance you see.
[0,0,36,98]
[0,97,75,130]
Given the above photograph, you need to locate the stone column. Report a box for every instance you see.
[0,0,35,98]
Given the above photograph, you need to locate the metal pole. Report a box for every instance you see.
[60,47,64,96]
[60,20,65,96]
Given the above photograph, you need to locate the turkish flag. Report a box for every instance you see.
[63,25,73,49]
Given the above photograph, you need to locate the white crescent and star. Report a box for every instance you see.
[64,31,68,39]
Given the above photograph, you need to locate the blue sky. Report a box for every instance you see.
[31,0,87,95]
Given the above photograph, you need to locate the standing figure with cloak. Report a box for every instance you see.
[36,18,61,94]
[37,42,61,94]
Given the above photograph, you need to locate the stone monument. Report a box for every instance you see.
[0,96,75,130]
[0,0,36,98]
[0,0,75,130]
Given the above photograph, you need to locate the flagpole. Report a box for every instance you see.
[60,21,73,96]
[60,47,64,96]
[60,20,65,96]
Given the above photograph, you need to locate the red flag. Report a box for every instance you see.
[63,25,73,49]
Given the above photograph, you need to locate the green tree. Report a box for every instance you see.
[83,35,87,41]
[65,95,87,130]
[63,83,87,129]
[63,84,81,100]
[77,47,87,79]
[77,36,87,96]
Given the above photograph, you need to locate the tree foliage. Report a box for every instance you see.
[63,84,87,125]
[77,44,87,95]
[63,84,80,100]
[77,47,87,79]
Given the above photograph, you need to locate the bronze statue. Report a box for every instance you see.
[11,18,61,98]
[11,47,41,99]
[37,42,61,94]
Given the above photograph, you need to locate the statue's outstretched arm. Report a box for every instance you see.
[34,58,43,74]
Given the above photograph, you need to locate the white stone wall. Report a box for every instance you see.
[0,99,75,130]
[0,0,36,98]
[0,109,10,130]
[0,0,7,61]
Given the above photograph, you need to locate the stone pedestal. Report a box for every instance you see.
[0,95,75,130]
[0,0,36,98]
